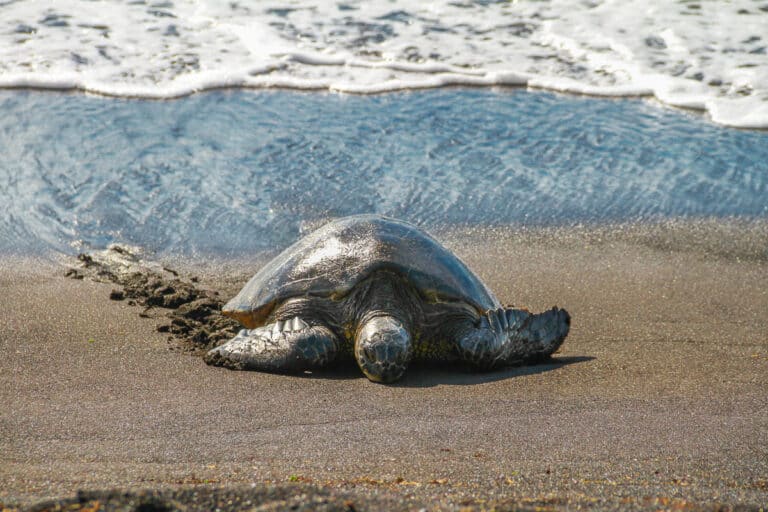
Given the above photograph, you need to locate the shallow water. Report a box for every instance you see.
[1,89,766,257]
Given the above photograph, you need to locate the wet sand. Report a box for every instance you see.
[1,223,767,510]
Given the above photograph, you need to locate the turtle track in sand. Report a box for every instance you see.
[64,245,240,352]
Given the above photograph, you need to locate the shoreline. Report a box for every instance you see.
[1,221,766,510]
[1,82,767,132]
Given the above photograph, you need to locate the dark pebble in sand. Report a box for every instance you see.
[77,253,95,267]
[109,289,125,300]
[154,284,175,295]
[64,268,84,280]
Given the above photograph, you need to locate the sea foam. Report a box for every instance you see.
[1,0,766,128]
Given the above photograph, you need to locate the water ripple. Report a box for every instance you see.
[0,89,766,256]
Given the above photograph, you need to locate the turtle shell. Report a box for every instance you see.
[223,215,500,328]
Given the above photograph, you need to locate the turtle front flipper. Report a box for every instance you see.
[457,307,570,369]
[204,317,339,372]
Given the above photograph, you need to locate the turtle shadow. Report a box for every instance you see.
[304,355,595,386]
[395,356,595,388]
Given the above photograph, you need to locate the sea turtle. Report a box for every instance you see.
[205,215,570,383]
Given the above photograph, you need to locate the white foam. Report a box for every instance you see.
[1,0,766,127]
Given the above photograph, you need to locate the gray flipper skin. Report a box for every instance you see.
[457,307,570,369]
[204,317,339,372]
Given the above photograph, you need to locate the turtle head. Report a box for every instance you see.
[354,315,412,383]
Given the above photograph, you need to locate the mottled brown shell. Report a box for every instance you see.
[223,215,500,328]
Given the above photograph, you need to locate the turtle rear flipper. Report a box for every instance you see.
[457,307,570,369]
[204,318,339,372]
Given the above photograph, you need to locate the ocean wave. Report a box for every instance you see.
[1,0,766,128]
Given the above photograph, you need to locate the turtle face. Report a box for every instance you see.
[354,316,412,383]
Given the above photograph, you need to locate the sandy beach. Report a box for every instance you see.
[1,222,766,510]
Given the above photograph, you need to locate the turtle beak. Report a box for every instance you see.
[354,315,412,383]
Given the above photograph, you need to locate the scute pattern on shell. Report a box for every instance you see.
[223,215,500,328]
